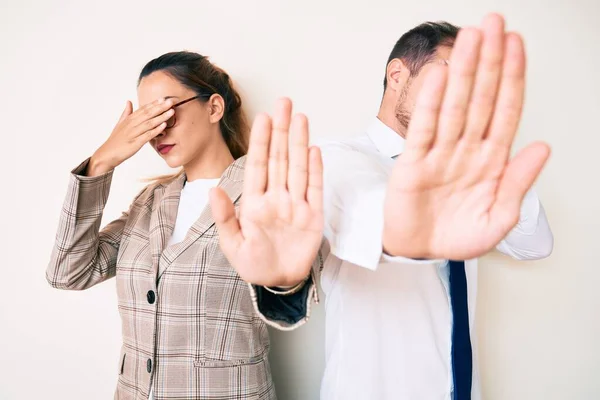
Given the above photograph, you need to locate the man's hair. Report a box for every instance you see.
[383,21,460,90]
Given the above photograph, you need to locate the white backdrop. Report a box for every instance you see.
[0,0,598,399]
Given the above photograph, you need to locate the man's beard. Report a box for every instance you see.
[394,79,412,133]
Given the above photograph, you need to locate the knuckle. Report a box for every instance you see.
[471,91,496,109]
[416,101,441,114]
[442,102,467,118]
[269,148,288,161]
[248,159,267,168]
[144,119,154,129]
[292,164,308,173]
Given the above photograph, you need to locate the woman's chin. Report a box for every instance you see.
[162,154,184,169]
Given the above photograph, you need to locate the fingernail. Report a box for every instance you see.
[159,97,165,104]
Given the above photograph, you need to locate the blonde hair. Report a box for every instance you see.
[142,170,184,186]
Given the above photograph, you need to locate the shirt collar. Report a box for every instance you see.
[366,117,406,158]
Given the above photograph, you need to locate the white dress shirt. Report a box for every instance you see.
[318,118,553,400]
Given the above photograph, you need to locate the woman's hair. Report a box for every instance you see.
[139,51,249,184]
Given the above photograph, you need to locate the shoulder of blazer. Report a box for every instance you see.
[124,183,157,216]
[224,155,246,183]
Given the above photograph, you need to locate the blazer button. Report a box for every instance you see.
[147,358,152,373]
[147,290,156,304]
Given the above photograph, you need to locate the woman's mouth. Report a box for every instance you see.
[157,144,175,155]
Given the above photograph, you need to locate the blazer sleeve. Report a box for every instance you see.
[46,158,138,290]
[246,242,327,331]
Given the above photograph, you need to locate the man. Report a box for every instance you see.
[315,15,553,400]
[212,13,553,400]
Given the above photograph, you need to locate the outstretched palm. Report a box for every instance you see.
[384,14,551,260]
[210,99,323,287]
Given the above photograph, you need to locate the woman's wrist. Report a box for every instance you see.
[87,154,115,177]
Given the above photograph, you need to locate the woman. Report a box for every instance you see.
[46,51,324,400]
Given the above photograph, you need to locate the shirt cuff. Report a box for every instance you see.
[380,252,445,265]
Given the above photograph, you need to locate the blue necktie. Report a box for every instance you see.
[449,260,472,400]
[390,153,472,398]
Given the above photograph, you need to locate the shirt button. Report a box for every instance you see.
[147,358,152,373]
[147,290,156,304]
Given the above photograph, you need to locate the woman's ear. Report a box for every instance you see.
[208,94,225,123]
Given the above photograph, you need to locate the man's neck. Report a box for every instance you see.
[376,110,407,139]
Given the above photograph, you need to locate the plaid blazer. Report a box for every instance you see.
[46,156,321,400]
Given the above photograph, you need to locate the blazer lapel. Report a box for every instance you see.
[157,156,246,280]
[149,173,185,278]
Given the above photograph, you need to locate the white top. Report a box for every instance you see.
[149,177,219,399]
[318,118,554,400]
[168,178,220,246]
